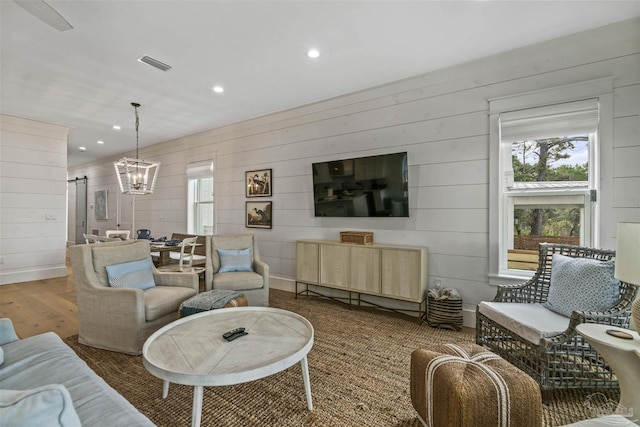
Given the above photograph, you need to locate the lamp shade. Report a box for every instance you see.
[615,222,640,285]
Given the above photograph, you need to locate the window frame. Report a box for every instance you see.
[186,160,215,235]
[488,78,613,283]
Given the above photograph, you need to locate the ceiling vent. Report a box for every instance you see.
[137,55,172,72]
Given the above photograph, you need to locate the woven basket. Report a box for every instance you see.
[340,231,374,245]
[426,296,463,331]
[632,299,640,335]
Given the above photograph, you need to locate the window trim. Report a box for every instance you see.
[488,78,613,283]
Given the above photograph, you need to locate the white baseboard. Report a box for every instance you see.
[0,266,67,286]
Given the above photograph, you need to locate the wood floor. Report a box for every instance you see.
[0,263,79,339]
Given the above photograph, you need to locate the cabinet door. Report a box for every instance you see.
[320,244,350,289]
[350,246,380,294]
[296,242,319,284]
[381,249,423,301]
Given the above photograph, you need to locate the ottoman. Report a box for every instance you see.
[410,343,542,427]
[179,289,248,317]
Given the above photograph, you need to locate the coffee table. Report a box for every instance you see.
[142,306,314,427]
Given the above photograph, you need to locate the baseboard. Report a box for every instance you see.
[269,276,477,329]
[0,266,67,286]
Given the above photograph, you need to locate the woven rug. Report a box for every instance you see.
[64,289,619,426]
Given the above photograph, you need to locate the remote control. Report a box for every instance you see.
[222,328,245,339]
[224,331,248,341]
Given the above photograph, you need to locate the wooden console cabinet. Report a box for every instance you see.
[296,240,428,316]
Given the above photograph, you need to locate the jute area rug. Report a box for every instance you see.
[64,290,619,426]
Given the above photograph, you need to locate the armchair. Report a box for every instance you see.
[69,240,199,355]
[204,234,269,306]
[476,244,638,402]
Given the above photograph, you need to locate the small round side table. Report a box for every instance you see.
[576,323,640,425]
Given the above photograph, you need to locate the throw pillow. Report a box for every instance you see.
[105,257,155,290]
[0,384,81,427]
[218,248,253,273]
[543,253,619,317]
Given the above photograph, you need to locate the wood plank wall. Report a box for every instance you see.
[0,115,69,285]
[66,18,640,325]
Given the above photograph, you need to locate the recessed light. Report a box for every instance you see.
[307,48,320,59]
[79,146,86,151]
[212,85,224,93]
[112,125,121,130]
[97,140,104,144]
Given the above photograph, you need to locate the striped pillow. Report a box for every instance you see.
[105,257,155,290]
[218,248,253,273]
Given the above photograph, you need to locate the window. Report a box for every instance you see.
[187,161,214,235]
[489,78,613,280]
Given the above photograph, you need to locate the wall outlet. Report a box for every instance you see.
[434,278,442,289]
[45,214,57,220]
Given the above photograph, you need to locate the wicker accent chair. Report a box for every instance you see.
[476,244,638,403]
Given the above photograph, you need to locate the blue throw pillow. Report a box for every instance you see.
[543,253,619,317]
[218,248,253,273]
[106,257,155,290]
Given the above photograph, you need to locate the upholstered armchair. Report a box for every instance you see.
[69,240,198,355]
[476,243,638,402]
[204,234,269,306]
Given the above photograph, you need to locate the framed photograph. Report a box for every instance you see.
[246,169,272,197]
[95,190,108,220]
[246,201,272,229]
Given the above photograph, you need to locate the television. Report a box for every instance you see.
[312,152,408,217]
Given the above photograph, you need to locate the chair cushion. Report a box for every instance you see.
[0,384,81,427]
[106,257,155,290]
[91,241,151,287]
[218,248,253,272]
[143,286,197,321]
[543,254,619,317]
[478,302,570,345]
[210,234,254,272]
[213,271,263,291]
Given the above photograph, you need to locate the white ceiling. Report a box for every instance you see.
[1,1,639,167]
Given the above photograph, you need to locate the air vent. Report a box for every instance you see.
[137,55,172,72]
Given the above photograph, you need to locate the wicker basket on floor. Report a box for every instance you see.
[426,296,463,331]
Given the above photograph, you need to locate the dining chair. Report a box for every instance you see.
[105,230,131,240]
[158,237,205,275]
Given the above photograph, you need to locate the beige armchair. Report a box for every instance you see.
[69,240,199,355]
[204,234,269,306]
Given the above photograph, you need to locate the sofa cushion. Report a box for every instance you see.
[218,248,253,272]
[0,384,81,427]
[213,271,264,291]
[478,302,570,345]
[543,254,619,317]
[106,257,155,290]
[0,347,3,366]
[0,331,153,425]
[144,286,197,321]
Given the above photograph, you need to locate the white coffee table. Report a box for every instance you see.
[142,306,314,427]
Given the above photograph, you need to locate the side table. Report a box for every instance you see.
[576,323,640,425]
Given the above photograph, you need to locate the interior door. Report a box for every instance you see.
[74,177,87,244]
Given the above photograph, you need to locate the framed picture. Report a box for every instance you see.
[246,201,272,229]
[95,190,108,220]
[246,169,272,197]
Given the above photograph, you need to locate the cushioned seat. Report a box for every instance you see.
[212,271,264,291]
[144,286,198,321]
[411,343,542,427]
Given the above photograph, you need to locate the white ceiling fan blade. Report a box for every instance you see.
[14,0,73,32]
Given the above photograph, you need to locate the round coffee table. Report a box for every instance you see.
[142,306,314,427]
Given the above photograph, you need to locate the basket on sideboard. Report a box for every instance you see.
[340,231,374,245]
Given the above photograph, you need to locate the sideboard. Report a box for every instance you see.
[296,240,428,318]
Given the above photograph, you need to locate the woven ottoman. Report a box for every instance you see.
[410,343,542,427]
[179,289,248,317]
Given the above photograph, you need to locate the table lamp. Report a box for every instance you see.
[615,222,640,333]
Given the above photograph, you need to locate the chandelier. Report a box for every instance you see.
[113,103,160,195]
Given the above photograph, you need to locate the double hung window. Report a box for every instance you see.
[187,161,214,235]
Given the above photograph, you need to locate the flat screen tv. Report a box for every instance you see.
[312,152,408,217]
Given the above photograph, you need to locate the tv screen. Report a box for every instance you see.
[312,152,408,217]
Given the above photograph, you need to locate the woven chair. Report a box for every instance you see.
[476,244,638,403]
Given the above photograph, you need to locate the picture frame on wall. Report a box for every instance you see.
[245,169,272,197]
[246,201,272,229]
[95,190,108,220]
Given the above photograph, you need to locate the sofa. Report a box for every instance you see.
[0,318,154,426]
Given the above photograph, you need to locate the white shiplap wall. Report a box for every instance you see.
[0,115,69,284]
[67,18,640,325]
